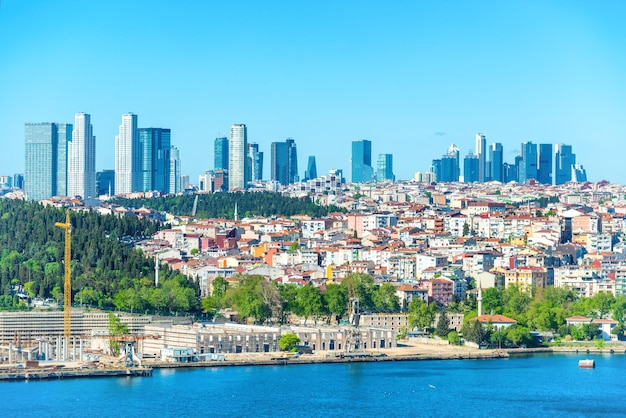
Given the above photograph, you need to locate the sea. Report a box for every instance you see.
[3,353,626,417]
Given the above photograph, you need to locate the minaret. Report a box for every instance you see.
[477,277,483,316]
[155,255,160,286]
[234,201,238,222]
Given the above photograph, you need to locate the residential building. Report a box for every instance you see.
[351,139,374,183]
[115,113,140,194]
[228,124,248,190]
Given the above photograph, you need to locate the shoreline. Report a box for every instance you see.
[1,344,624,381]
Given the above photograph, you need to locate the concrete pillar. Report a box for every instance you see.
[79,339,83,361]
[57,336,62,360]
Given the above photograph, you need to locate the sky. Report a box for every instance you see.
[1,1,626,184]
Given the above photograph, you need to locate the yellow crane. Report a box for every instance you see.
[55,211,71,338]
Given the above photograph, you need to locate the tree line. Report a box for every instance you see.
[114,192,346,219]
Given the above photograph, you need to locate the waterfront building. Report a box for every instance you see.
[138,128,171,192]
[537,143,553,185]
[115,113,140,195]
[376,154,394,182]
[228,124,248,190]
[96,169,115,196]
[351,139,374,183]
[24,122,71,201]
[555,144,575,184]
[489,142,503,182]
[463,151,479,182]
[214,137,229,171]
[475,133,486,182]
[518,141,538,183]
[67,113,96,199]
[304,156,317,181]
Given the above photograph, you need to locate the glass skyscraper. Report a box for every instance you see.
[489,142,503,182]
[214,137,229,171]
[229,124,248,190]
[24,122,71,201]
[68,113,96,199]
[475,133,486,182]
[555,144,575,185]
[248,142,263,181]
[271,139,298,185]
[138,128,171,192]
[304,156,317,181]
[376,154,394,181]
[432,144,460,182]
[464,151,479,182]
[537,143,553,185]
[351,139,373,183]
[518,141,538,183]
[115,113,140,194]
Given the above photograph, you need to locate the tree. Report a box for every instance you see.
[462,223,470,237]
[372,283,400,312]
[296,285,323,324]
[324,283,348,320]
[278,333,300,352]
[435,312,450,337]
[341,273,376,311]
[108,312,129,356]
[447,330,460,345]
[407,299,438,332]
[591,291,615,319]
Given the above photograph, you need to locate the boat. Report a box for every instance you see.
[578,359,595,368]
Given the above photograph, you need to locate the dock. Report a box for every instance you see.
[0,366,152,381]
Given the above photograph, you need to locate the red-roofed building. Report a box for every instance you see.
[472,314,517,330]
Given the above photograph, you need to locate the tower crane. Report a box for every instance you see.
[55,211,72,339]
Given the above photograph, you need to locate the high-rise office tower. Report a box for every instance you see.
[489,143,503,182]
[248,143,263,181]
[271,138,298,185]
[228,124,248,190]
[464,151,479,182]
[537,143,553,185]
[351,139,373,183]
[138,128,171,192]
[475,133,486,182]
[214,137,229,171]
[433,144,460,182]
[304,156,317,181]
[555,144,576,185]
[169,146,181,193]
[24,122,71,201]
[571,163,587,182]
[13,174,24,190]
[503,162,516,183]
[67,113,96,199]
[115,113,140,195]
[377,154,394,181]
[518,141,538,183]
[96,169,115,196]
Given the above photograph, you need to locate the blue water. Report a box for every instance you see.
[3,354,626,417]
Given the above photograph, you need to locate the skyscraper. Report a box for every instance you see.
[271,139,298,185]
[67,113,96,199]
[464,151,479,182]
[351,139,373,183]
[214,137,229,171]
[518,141,538,183]
[228,124,248,190]
[138,128,171,192]
[377,154,394,181]
[432,144,460,182]
[169,146,181,193]
[489,142,504,182]
[286,138,298,184]
[96,169,115,196]
[115,113,140,195]
[537,143,553,185]
[304,156,317,181]
[24,122,71,201]
[555,144,576,185]
[572,163,587,182]
[248,143,263,181]
[475,133,486,182]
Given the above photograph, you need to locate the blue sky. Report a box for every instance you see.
[1,1,625,183]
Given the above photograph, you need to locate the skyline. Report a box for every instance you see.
[2,1,626,183]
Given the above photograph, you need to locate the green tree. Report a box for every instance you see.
[372,283,400,312]
[296,285,323,324]
[108,312,129,356]
[462,223,470,237]
[407,299,438,332]
[447,330,460,345]
[341,273,376,311]
[435,312,450,337]
[278,333,300,352]
[323,283,348,320]
[591,291,615,319]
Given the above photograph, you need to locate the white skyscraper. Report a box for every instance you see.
[115,113,140,195]
[229,124,248,190]
[169,146,181,193]
[475,133,486,182]
[67,113,96,198]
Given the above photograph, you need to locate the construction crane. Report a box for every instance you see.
[55,211,71,339]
